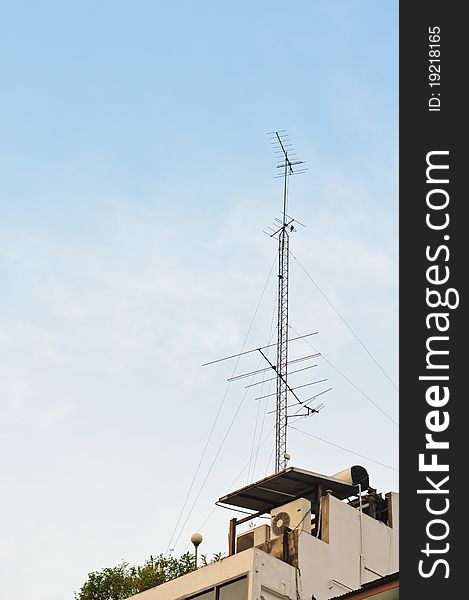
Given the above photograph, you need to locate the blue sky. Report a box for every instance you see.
[0,2,398,599]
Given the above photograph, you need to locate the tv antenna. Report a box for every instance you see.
[203,131,330,474]
[267,130,308,471]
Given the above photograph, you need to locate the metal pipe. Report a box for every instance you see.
[358,483,364,586]
[228,518,237,556]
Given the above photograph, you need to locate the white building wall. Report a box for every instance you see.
[361,492,399,584]
[298,493,399,600]
[252,549,298,600]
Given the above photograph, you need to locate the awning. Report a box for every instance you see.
[218,466,359,513]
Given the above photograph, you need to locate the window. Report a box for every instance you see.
[187,589,215,600]
[186,577,248,600]
[218,577,248,600]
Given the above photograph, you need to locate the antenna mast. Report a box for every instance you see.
[203,132,330,479]
[268,131,307,472]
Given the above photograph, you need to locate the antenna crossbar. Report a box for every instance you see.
[297,387,333,410]
[255,379,328,401]
[267,402,325,416]
[202,332,317,367]
[227,353,320,382]
[244,364,318,388]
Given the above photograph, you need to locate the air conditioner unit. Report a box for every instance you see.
[270,498,311,539]
[236,524,270,553]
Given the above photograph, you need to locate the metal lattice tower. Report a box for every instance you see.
[203,131,331,478]
[275,222,289,471]
[271,131,306,472]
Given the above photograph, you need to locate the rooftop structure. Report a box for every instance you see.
[130,464,399,600]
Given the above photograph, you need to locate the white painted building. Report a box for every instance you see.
[131,467,399,600]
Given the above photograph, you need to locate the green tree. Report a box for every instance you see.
[75,552,196,600]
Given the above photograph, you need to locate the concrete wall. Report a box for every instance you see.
[298,493,399,600]
[252,548,298,600]
[361,493,399,584]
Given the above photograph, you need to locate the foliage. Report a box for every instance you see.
[199,552,225,567]
[75,552,225,600]
[75,552,196,600]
